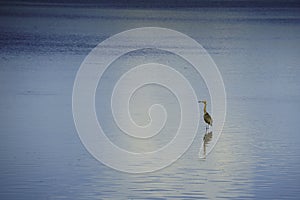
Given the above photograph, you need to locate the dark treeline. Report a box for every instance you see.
[1,0,300,8]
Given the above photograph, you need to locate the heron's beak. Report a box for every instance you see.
[198,101,202,103]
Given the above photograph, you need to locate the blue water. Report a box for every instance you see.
[1,4,300,199]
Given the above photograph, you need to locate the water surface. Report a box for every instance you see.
[1,4,300,199]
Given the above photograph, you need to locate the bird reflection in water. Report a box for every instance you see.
[202,131,213,158]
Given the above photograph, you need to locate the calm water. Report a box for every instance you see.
[1,4,300,199]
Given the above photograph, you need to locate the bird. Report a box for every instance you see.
[198,100,213,132]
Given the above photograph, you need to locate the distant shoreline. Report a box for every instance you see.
[1,0,300,9]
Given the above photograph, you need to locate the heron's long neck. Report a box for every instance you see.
[203,103,207,113]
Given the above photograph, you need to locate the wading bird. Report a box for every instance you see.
[198,100,213,132]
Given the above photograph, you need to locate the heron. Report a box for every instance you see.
[198,100,213,132]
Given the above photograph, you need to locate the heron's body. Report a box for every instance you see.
[198,100,213,131]
[204,112,212,126]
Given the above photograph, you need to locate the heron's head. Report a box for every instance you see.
[198,100,207,104]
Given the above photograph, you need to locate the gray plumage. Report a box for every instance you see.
[198,100,213,127]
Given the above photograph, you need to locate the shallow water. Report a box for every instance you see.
[1,4,300,199]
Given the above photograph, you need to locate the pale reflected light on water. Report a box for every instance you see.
[0,3,300,199]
